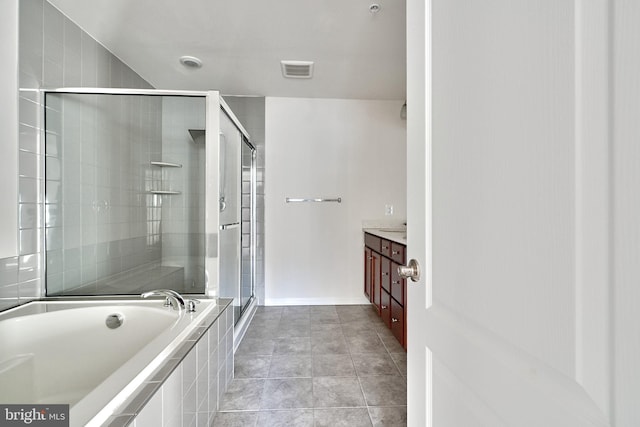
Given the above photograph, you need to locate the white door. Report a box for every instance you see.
[406,1,640,426]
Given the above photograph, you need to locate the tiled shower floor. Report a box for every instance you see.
[213,305,407,426]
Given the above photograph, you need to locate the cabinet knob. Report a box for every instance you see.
[392,250,399,255]
[381,305,388,309]
[391,317,399,323]
[368,256,373,260]
[392,280,399,284]
[383,272,389,276]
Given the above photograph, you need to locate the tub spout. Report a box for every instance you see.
[141,289,186,311]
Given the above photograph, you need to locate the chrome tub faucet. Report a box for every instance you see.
[141,289,186,311]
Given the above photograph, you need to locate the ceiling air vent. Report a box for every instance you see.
[280,60,314,79]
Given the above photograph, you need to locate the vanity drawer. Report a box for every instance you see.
[381,257,391,293]
[364,233,381,252]
[390,262,405,304]
[390,242,405,264]
[380,239,392,257]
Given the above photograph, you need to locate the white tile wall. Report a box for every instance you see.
[0,0,154,310]
[130,302,234,427]
[132,391,161,427]
[44,91,165,295]
[162,365,183,427]
[159,97,206,290]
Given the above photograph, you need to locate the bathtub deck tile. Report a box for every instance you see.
[150,357,181,382]
[187,325,208,342]
[201,308,223,329]
[117,382,163,418]
[172,340,196,360]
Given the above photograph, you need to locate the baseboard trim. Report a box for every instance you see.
[264,296,371,306]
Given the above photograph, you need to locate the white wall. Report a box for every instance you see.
[265,97,406,305]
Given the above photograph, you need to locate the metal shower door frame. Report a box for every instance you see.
[40,87,252,299]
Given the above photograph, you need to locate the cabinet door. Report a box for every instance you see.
[381,289,391,327]
[364,248,372,300]
[371,252,381,314]
[381,257,391,293]
[390,261,405,304]
[390,298,404,347]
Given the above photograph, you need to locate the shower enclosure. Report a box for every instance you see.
[43,89,255,324]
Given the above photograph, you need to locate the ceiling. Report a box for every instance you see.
[48,0,406,100]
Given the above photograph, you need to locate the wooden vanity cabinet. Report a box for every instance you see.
[364,231,407,349]
[364,247,372,300]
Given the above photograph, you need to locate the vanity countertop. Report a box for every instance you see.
[363,228,407,245]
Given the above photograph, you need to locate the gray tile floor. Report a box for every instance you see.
[213,305,407,426]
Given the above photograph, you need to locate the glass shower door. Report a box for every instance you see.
[217,109,255,325]
[218,111,242,323]
[43,91,207,296]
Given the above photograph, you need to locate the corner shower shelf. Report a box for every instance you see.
[151,161,182,168]
[149,190,182,195]
[188,129,205,142]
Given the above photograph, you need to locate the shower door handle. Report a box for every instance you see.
[220,223,240,230]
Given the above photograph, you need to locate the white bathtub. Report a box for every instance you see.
[0,298,219,426]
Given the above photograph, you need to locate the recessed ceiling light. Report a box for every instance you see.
[179,56,203,69]
[369,3,381,13]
